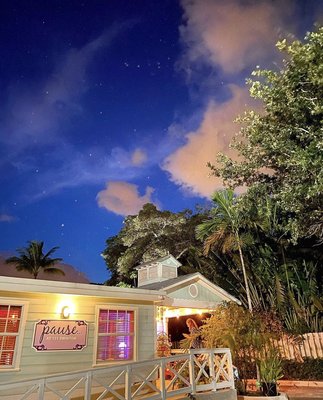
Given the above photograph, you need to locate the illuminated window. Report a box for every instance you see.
[0,305,23,369]
[96,308,135,363]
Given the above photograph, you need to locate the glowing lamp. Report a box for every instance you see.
[61,306,71,319]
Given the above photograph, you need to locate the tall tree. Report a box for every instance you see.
[6,241,64,279]
[196,189,253,312]
[102,203,222,286]
[209,28,323,243]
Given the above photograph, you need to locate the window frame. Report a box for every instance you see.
[93,305,137,366]
[0,299,28,372]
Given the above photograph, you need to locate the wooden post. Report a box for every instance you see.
[38,380,45,400]
[189,350,196,395]
[160,358,167,400]
[84,371,92,399]
[209,350,216,391]
[226,349,235,389]
[125,364,132,400]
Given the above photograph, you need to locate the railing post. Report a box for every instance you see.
[159,358,166,400]
[38,379,45,400]
[84,371,92,400]
[188,350,196,395]
[226,349,235,389]
[125,364,132,400]
[209,349,216,391]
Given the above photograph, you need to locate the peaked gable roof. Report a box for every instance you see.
[139,272,240,305]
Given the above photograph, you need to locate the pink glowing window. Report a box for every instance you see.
[0,305,22,367]
[97,309,135,363]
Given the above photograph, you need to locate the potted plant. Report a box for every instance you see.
[258,349,284,396]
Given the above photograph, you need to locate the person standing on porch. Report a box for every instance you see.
[186,318,202,349]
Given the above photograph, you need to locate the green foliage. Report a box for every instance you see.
[284,261,323,333]
[201,302,285,390]
[282,358,323,381]
[180,331,202,350]
[102,203,189,283]
[217,185,323,333]
[196,189,254,311]
[201,303,277,360]
[102,203,224,286]
[6,240,64,279]
[258,349,284,384]
[209,28,323,243]
[115,281,132,288]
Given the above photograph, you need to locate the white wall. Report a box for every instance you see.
[0,291,156,385]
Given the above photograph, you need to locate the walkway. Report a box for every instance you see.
[281,384,323,399]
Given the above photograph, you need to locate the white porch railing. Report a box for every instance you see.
[0,348,235,400]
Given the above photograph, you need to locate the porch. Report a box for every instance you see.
[0,348,236,400]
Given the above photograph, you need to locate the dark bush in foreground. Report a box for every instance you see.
[282,358,323,381]
[235,358,323,381]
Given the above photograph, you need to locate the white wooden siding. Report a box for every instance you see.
[168,282,223,303]
[0,291,156,385]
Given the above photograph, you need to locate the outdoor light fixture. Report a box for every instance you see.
[61,306,71,319]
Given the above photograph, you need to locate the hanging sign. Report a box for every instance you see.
[33,320,88,351]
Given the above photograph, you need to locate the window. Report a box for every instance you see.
[0,304,23,369]
[96,308,135,363]
[189,284,198,298]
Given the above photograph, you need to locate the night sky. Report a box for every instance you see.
[0,1,321,283]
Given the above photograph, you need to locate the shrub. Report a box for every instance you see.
[282,358,323,381]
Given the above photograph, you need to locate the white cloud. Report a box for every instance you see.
[179,0,294,75]
[97,181,157,216]
[162,85,253,197]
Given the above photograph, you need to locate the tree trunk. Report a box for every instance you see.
[236,233,253,312]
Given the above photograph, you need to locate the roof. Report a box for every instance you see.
[135,254,182,269]
[0,272,240,307]
[140,272,241,305]
[0,275,164,302]
[139,273,198,290]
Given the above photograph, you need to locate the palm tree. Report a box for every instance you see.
[196,189,253,312]
[6,241,64,279]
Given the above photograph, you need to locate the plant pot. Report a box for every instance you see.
[262,382,277,396]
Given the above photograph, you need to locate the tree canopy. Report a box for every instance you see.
[209,28,323,243]
[102,203,205,284]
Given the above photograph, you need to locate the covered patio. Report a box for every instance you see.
[136,255,241,351]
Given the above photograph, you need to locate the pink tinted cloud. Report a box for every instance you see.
[162,0,293,197]
[131,148,147,166]
[179,0,294,75]
[97,181,156,216]
[162,86,253,197]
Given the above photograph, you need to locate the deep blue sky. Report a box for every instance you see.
[0,0,321,283]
